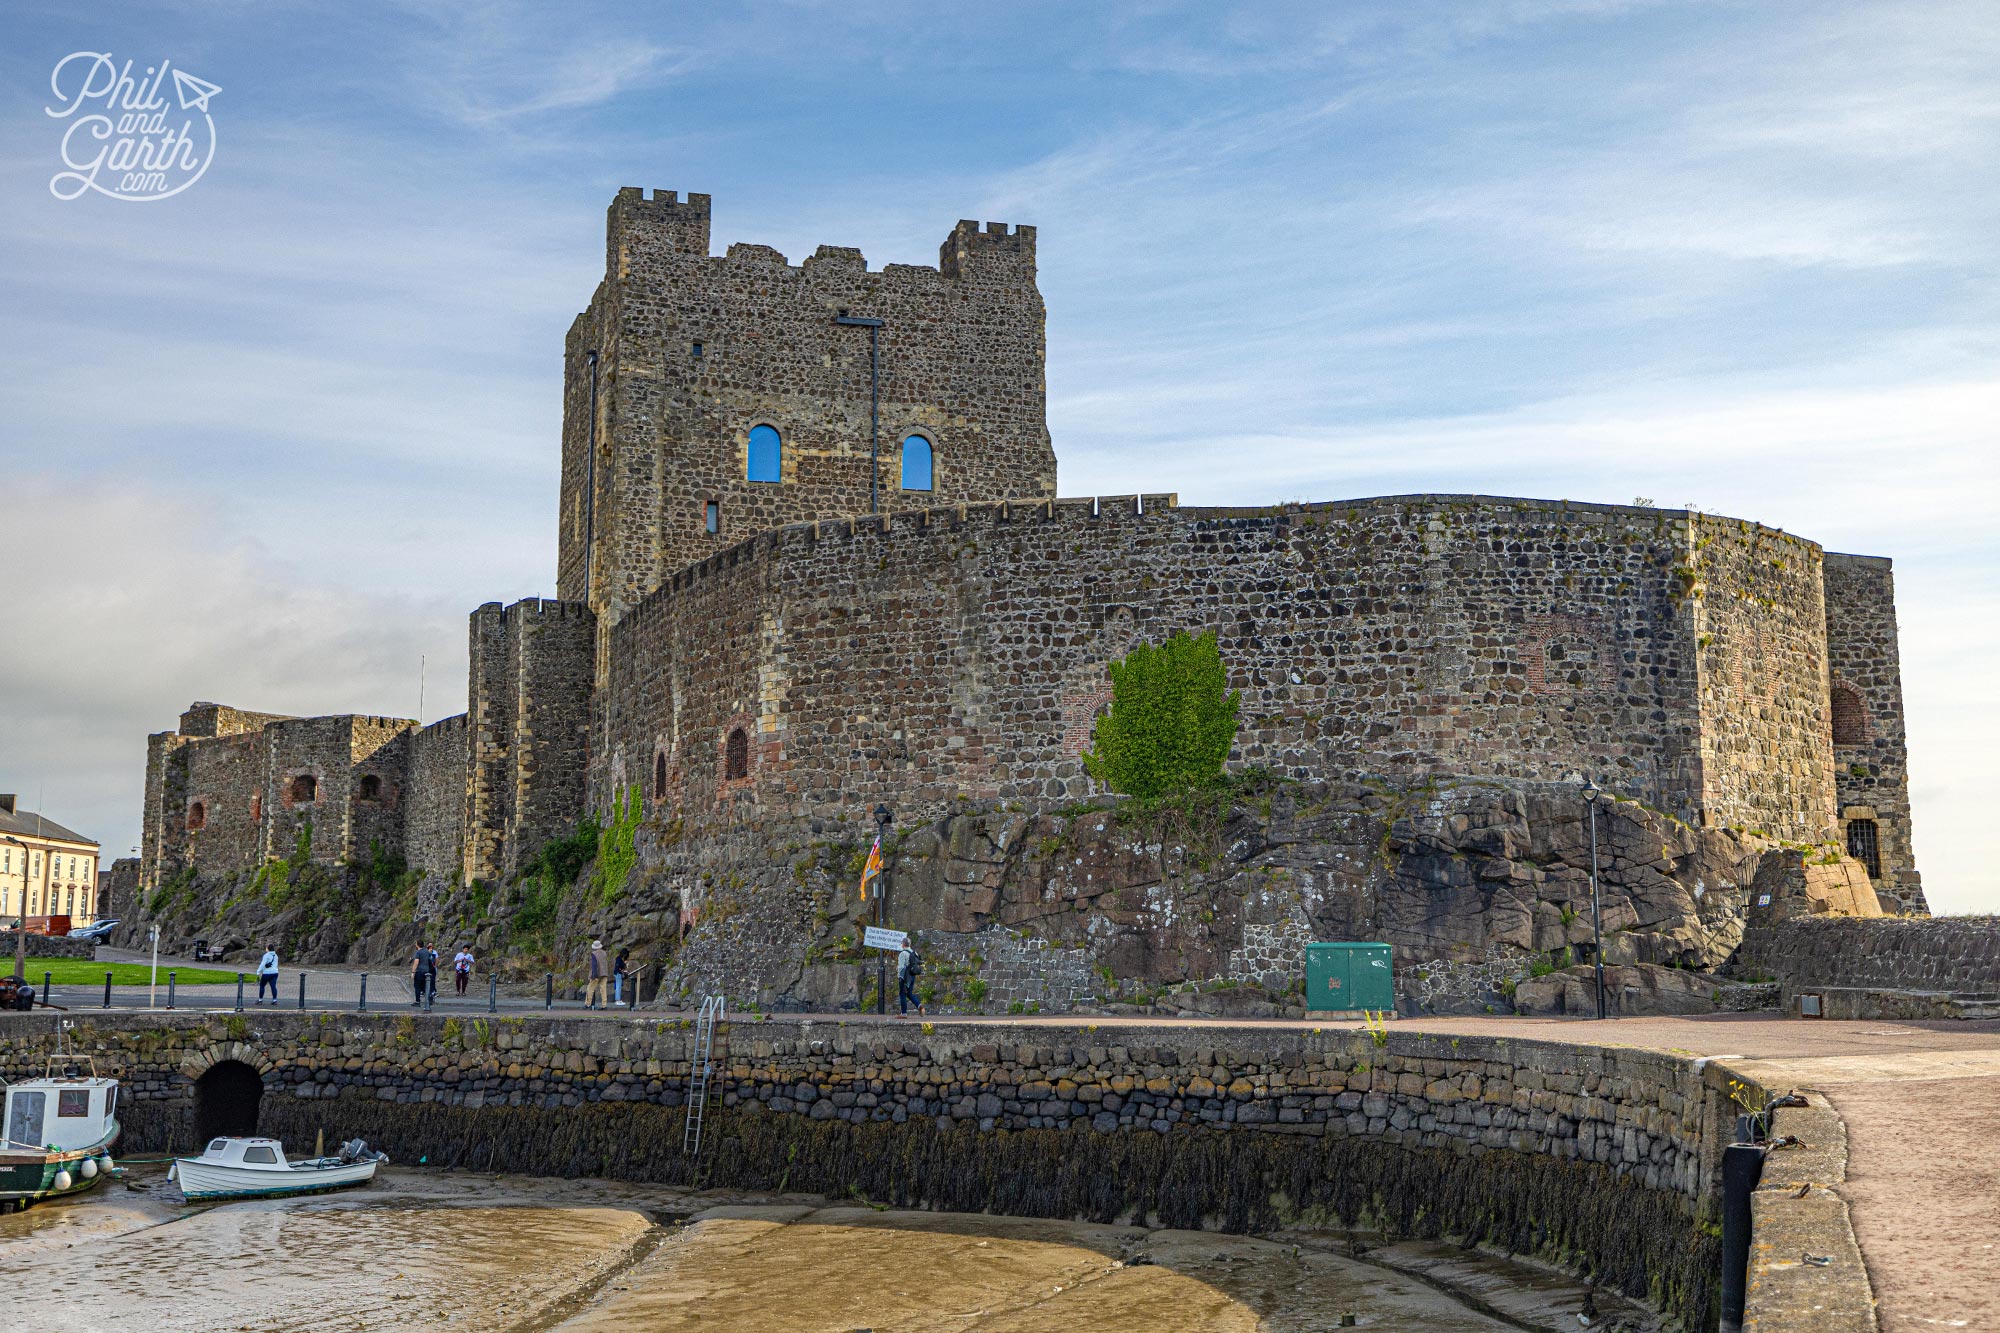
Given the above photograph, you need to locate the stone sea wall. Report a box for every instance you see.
[1731,916,2000,996]
[0,930,94,960]
[3,1012,1742,1329]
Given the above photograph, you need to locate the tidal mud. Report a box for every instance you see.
[0,1166,1659,1331]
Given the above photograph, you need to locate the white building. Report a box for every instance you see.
[0,794,101,925]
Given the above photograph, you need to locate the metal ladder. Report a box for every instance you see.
[683,995,725,1156]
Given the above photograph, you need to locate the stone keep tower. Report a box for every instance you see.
[556,188,1059,655]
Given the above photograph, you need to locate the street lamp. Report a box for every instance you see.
[1580,776,1606,1020]
[834,313,886,514]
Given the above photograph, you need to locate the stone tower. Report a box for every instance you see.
[556,188,1059,661]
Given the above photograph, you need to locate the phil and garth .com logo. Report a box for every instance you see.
[46,52,221,202]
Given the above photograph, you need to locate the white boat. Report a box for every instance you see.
[169,1136,386,1202]
[1,1026,121,1212]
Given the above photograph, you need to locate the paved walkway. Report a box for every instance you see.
[1357,1014,2000,1333]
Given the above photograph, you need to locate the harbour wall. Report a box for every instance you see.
[2,1012,1744,1329]
[1732,916,2000,998]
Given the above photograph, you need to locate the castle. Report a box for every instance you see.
[138,188,1925,925]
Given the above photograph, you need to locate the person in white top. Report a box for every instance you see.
[453,948,474,996]
[256,947,280,1004]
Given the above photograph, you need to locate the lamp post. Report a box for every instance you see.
[834,313,886,513]
[1581,776,1606,1020]
[872,803,892,1016]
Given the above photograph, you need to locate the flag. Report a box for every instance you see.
[858,836,883,900]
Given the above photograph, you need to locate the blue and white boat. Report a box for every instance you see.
[169,1136,385,1202]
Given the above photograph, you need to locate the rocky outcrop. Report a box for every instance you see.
[122,771,1863,1021]
[1746,848,1883,921]
[634,775,1786,1017]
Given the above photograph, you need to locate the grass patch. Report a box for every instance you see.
[29,960,241,986]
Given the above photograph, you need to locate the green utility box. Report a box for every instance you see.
[1305,942,1395,1013]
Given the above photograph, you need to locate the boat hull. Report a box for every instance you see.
[0,1119,119,1207]
[172,1157,380,1202]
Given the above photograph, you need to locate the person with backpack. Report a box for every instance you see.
[256,945,280,1004]
[896,943,925,1017]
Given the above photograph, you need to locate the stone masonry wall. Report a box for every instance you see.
[183,730,266,875]
[1731,916,2000,995]
[1823,553,1923,912]
[465,598,596,884]
[558,189,1058,645]
[599,494,1840,847]
[1688,516,1837,842]
[0,929,94,959]
[2,1012,1738,1328]
[405,715,468,877]
[505,599,595,877]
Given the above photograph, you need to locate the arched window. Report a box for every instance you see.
[1846,818,1881,879]
[724,727,750,781]
[358,774,382,801]
[1831,683,1867,746]
[901,433,933,491]
[249,793,262,821]
[187,802,207,831]
[747,424,782,483]
[654,751,668,801]
[291,774,318,804]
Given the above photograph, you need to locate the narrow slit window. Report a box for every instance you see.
[705,500,720,534]
[654,751,668,800]
[747,425,782,483]
[724,727,749,781]
[901,433,933,491]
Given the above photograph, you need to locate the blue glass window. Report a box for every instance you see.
[747,424,781,483]
[901,433,933,491]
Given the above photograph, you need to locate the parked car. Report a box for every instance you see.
[66,919,120,944]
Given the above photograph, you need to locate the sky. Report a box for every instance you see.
[0,1,1994,911]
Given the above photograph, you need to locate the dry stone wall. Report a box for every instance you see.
[3,1012,1737,1328]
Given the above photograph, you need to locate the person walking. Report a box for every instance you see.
[453,947,474,996]
[612,947,630,1008]
[256,946,280,1004]
[411,942,438,1006]
[896,943,924,1017]
[585,939,609,1009]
